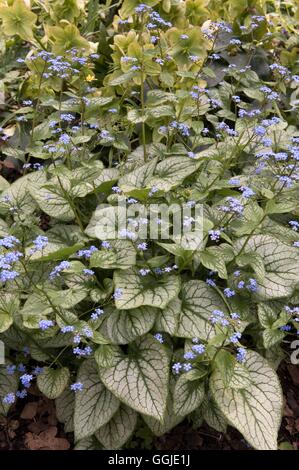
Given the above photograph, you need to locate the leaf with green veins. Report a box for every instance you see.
[154,297,181,336]
[0,294,19,333]
[0,174,37,214]
[55,389,75,433]
[201,396,227,433]
[257,301,283,328]
[142,375,184,436]
[236,235,299,299]
[173,374,205,415]
[21,294,53,329]
[199,248,227,279]
[0,0,37,41]
[95,404,137,449]
[99,306,157,345]
[95,345,122,368]
[47,288,88,309]
[210,350,283,450]
[74,359,120,441]
[236,252,265,282]
[146,157,201,192]
[90,240,136,270]
[84,204,127,240]
[118,158,157,191]
[176,280,227,339]
[113,268,180,310]
[93,168,119,193]
[37,367,70,399]
[99,336,169,420]
[262,328,285,349]
[27,242,84,262]
[29,178,75,221]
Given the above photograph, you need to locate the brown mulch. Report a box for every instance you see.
[0,360,298,450]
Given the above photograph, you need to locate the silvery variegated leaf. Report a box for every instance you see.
[74,359,120,441]
[99,335,169,420]
[113,268,181,310]
[236,235,299,299]
[99,306,157,344]
[95,404,137,449]
[37,366,70,399]
[210,350,283,450]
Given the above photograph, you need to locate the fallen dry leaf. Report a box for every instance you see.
[21,402,38,420]
[25,426,70,450]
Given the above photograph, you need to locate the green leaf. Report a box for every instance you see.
[262,328,285,349]
[147,157,201,192]
[99,306,157,345]
[236,235,299,299]
[142,377,184,436]
[55,389,74,432]
[95,345,121,368]
[173,374,205,415]
[85,204,127,240]
[99,336,169,419]
[74,359,120,441]
[37,367,70,399]
[29,177,74,221]
[236,252,266,282]
[199,248,227,279]
[118,158,157,192]
[47,288,88,309]
[90,240,136,270]
[0,294,19,333]
[201,396,227,433]
[74,436,102,450]
[176,280,227,339]
[95,404,137,449]
[114,268,180,310]
[28,243,84,262]
[0,174,36,214]
[210,350,283,450]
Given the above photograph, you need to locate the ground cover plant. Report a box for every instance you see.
[0,0,299,451]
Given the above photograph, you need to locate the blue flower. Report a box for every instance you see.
[224,288,235,298]
[236,347,247,363]
[2,392,15,405]
[39,319,55,330]
[0,270,19,283]
[6,365,16,375]
[154,333,164,343]
[229,332,242,344]
[20,373,33,388]
[192,344,205,354]
[70,382,84,392]
[183,363,192,372]
[0,236,20,248]
[30,235,48,253]
[113,288,123,300]
[172,362,182,374]
[184,351,195,360]
[77,246,98,258]
[137,242,148,251]
[61,325,75,333]
[90,308,104,321]
[49,261,71,279]
[83,269,94,276]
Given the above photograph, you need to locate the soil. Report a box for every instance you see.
[0,360,298,451]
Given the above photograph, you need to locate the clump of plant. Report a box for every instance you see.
[0,0,299,451]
